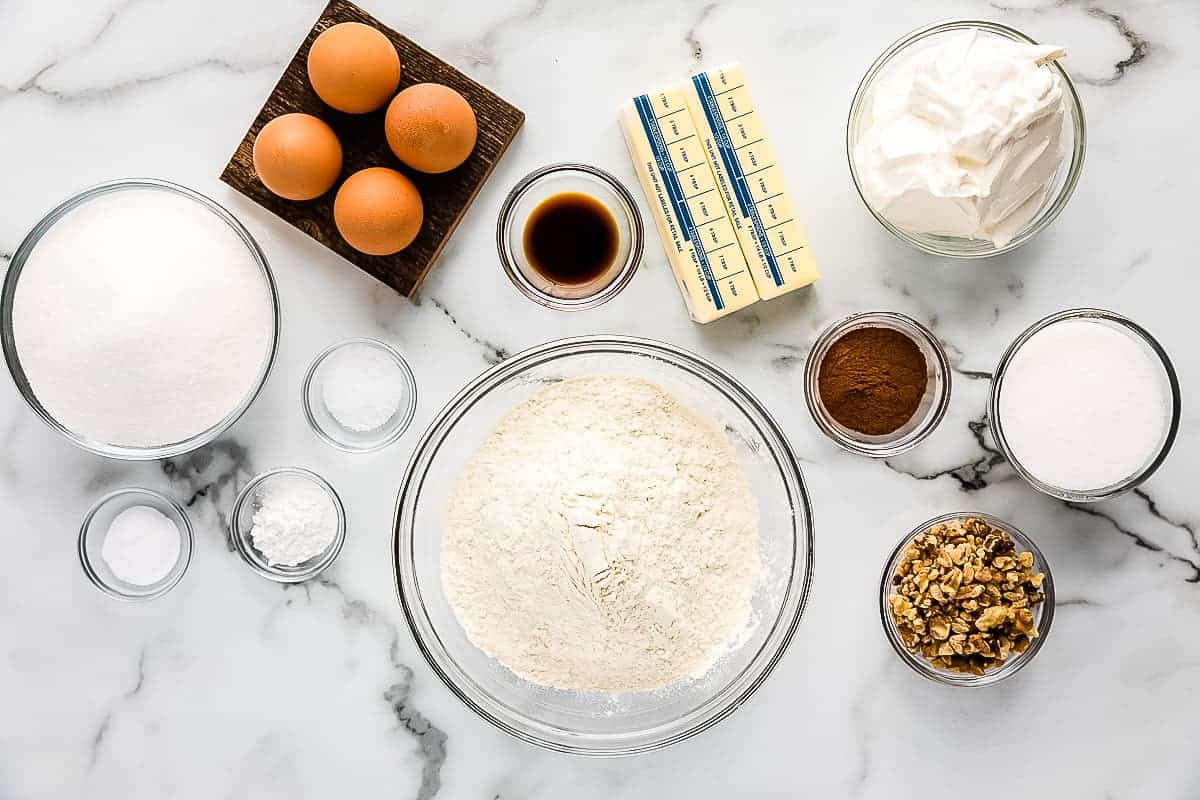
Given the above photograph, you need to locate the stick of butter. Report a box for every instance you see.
[620,89,758,323]
[685,64,820,300]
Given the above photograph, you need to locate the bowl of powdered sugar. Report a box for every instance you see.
[1,179,279,459]
[393,336,815,755]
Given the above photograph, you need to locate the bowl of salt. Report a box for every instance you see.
[302,338,418,453]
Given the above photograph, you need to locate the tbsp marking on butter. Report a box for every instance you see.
[686,64,819,300]
[621,89,758,323]
[621,64,819,323]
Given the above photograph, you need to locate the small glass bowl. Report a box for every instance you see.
[880,512,1055,687]
[79,488,194,601]
[230,468,346,583]
[989,308,1181,502]
[847,19,1087,258]
[302,338,418,453]
[496,163,644,311]
[804,311,951,458]
[0,178,280,460]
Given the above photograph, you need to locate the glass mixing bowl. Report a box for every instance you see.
[0,178,280,460]
[393,336,814,755]
[847,19,1086,258]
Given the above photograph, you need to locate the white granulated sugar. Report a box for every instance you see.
[249,479,338,566]
[999,319,1170,491]
[13,189,273,447]
[321,346,405,432]
[441,375,761,693]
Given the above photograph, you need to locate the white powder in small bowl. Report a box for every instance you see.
[249,479,339,567]
[12,187,274,448]
[321,346,406,432]
[101,505,181,586]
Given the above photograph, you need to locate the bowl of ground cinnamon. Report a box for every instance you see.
[804,311,951,457]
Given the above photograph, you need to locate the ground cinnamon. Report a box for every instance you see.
[817,327,928,435]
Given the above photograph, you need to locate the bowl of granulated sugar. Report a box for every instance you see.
[1,179,279,460]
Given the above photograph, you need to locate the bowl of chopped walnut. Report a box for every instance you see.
[880,513,1055,686]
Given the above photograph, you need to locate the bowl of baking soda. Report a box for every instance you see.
[79,488,194,601]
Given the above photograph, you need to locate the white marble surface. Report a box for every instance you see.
[1,0,1198,796]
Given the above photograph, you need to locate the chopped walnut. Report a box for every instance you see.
[888,516,1046,675]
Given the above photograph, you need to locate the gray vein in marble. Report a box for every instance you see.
[1080,5,1151,86]
[1057,596,1100,607]
[299,576,448,798]
[8,0,137,100]
[0,0,283,104]
[429,297,509,365]
[884,415,1008,492]
[385,667,448,800]
[1133,488,1198,553]
[457,0,548,69]
[990,0,1151,86]
[86,713,111,773]
[160,439,253,549]
[737,312,763,336]
[684,3,718,67]
[769,342,808,371]
[87,645,149,773]
[1061,501,1200,583]
[940,340,995,381]
[1,57,283,105]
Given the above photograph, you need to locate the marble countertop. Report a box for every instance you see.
[2,0,1197,797]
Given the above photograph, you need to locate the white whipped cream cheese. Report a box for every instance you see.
[854,29,1068,247]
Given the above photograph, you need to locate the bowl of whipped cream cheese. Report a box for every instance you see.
[847,20,1086,258]
[393,336,814,755]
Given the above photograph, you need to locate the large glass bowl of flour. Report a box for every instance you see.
[393,336,815,755]
[1,179,279,459]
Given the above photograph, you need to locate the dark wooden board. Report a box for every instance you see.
[221,0,524,297]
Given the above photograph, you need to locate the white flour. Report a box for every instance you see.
[12,188,274,447]
[441,375,760,693]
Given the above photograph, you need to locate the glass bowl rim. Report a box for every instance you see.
[988,307,1182,502]
[301,337,419,454]
[392,334,815,755]
[495,162,645,312]
[804,311,952,458]
[878,511,1056,687]
[229,467,347,583]
[845,18,1088,259]
[78,487,195,601]
[0,178,281,460]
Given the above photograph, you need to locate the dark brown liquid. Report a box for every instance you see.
[522,192,619,285]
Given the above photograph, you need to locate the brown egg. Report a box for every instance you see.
[333,167,424,256]
[252,113,343,200]
[385,83,477,173]
[307,22,401,114]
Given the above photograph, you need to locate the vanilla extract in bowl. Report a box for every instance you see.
[522,191,619,286]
